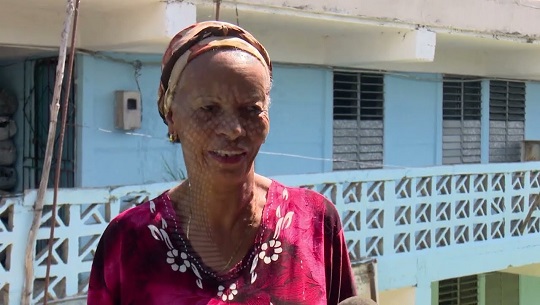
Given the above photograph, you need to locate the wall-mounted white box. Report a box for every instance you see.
[115,91,141,130]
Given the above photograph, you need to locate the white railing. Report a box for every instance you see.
[273,162,540,262]
[1,162,540,304]
[0,182,177,305]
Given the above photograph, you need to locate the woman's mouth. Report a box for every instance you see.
[209,150,247,164]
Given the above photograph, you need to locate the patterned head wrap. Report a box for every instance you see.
[157,21,273,125]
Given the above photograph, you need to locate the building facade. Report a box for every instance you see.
[1,1,540,304]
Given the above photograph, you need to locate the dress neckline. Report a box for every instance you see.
[160,179,277,281]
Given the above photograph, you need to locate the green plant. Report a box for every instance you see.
[162,156,186,181]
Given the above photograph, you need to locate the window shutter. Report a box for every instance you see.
[489,81,526,163]
[333,72,384,170]
[439,276,478,305]
[442,76,482,165]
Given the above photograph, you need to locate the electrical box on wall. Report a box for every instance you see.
[115,91,141,130]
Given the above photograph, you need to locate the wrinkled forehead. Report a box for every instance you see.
[180,50,272,84]
[173,51,272,108]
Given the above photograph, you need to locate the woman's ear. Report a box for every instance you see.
[166,111,175,134]
[166,110,182,143]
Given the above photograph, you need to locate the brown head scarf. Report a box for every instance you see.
[157,21,273,125]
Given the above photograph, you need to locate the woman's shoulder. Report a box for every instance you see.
[270,179,339,219]
[105,192,169,233]
[270,180,343,239]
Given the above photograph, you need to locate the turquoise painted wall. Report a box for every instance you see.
[76,55,332,187]
[520,275,540,305]
[526,82,540,141]
[384,73,442,167]
[0,60,29,192]
[6,54,540,189]
[76,53,185,187]
[256,64,333,175]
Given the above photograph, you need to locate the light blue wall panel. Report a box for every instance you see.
[526,82,540,140]
[256,64,333,175]
[77,56,333,186]
[76,54,185,187]
[384,73,442,167]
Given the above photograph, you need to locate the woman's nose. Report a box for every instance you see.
[216,113,246,140]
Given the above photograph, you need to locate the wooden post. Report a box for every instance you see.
[42,0,81,304]
[21,1,76,304]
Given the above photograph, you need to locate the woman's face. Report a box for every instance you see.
[166,50,271,182]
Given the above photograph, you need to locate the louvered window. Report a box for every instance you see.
[333,71,384,170]
[442,76,482,165]
[489,81,526,163]
[439,276,479,305]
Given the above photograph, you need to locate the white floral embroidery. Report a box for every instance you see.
[166,249,191,272]
[250,254,258,273]
[160,229,174,249]
[217,285,225,298]
[273,206,294,240]
[161,217,168,229]
[250,254,259,284]
[258,239,282,264]
[148,224,163,240]
[191,265,203,289]
[217,283,238,301]
[149,191,298,299]
[147,198,205,289]
[147,226,173,250]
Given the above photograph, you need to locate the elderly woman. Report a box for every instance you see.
[88,21,357,305]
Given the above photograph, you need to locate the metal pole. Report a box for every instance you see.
[215,0,221,20]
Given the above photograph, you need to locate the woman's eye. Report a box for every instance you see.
[200,105,217,113]
[247,106,263,114]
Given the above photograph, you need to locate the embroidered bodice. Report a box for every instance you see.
[88,180,356,305]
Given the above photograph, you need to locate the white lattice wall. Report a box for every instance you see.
[1,196,20,305]
[276,162,540,263]
[0,182,177,305]
[2,162,540,304]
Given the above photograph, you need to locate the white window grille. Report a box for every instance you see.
[442,76,482,165]
[489,81,526,163]
[439,275,479,305]
[333,71,384,170]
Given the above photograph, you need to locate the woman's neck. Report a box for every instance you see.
[182,173,263,233]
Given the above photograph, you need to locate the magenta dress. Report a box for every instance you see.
[88,180,357,305]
